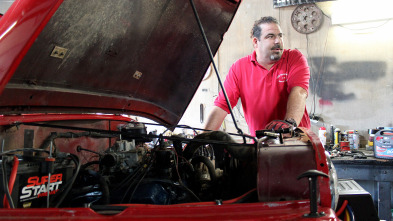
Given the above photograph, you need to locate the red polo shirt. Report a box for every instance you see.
[214,49,311,136]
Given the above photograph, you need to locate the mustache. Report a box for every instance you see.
[271,44,282,50]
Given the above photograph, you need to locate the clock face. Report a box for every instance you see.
[291,3,323,34]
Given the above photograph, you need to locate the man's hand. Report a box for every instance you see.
[265,120,293,130]
[265,119,297,137]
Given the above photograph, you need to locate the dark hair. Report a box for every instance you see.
[250,16,279,39]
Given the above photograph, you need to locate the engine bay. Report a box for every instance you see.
[0,118,261,209]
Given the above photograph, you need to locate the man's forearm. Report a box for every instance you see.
[204,106,228,131]
[285,86,308,126]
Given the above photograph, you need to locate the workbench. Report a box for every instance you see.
[331,150,393,221]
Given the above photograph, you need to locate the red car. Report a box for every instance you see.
[0,0,377,220]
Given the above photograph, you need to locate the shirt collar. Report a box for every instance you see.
[251,50,257,63]
[250,50,287,66]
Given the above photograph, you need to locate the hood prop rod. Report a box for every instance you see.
[189,0,245,143]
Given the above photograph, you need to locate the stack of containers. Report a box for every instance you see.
[346,130,360,150]
[367,129,379,151]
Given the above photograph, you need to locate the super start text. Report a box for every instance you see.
[20,174,63,201]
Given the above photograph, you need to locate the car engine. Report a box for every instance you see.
[0,119,261,209]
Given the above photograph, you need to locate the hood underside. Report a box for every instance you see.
[0,0,240,126]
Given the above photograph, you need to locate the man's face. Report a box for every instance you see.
[253,23,284,63]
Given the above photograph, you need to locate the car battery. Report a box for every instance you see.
[374,130,393,159]
[0,156,74,208]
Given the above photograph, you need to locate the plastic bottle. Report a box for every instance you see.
[368,134,375,147]
[330,125,335,149]
[334,128,341,147]
[347,130,354,149]
[353,130,359,149]
[319,126,326,148]
[342,131,348,142]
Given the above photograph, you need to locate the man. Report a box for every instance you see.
[204,16,310,136]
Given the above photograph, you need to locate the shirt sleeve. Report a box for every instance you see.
[286,49,310,94]
[214,62,241,114]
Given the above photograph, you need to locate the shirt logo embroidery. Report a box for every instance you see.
[277,73,288,82]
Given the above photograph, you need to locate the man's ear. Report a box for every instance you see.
[252,37,258,48]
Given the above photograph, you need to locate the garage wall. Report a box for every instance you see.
[1,0,391,144]
[181,0,393,146]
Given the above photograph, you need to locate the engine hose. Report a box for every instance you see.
[2,156,18,208]
[39,132,116,152]
[1,157,14,208]
[78,169,110,205]
[336,199,348,217]
[183,131,255,161]
[190,155,217,184]
[53,154,81,208]
[81,161,100,170]
[96,171,110,205]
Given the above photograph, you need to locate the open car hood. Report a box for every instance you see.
[0,0,240,126]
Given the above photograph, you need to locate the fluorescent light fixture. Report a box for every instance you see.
[332,0,393,25]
